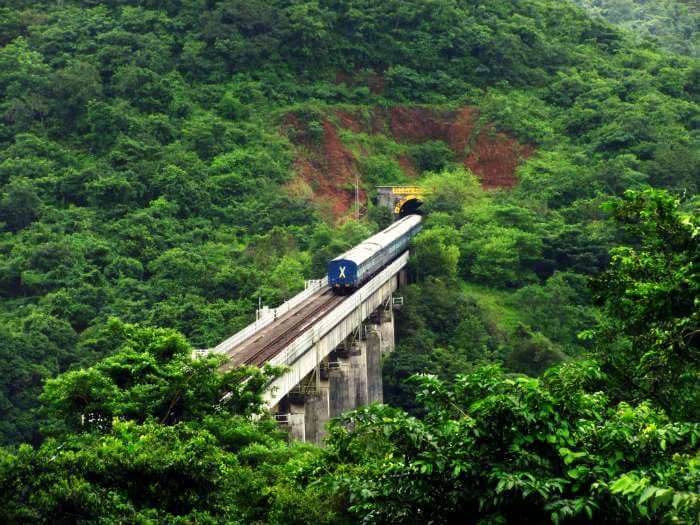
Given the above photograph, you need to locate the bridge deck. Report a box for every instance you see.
[220,287,349,370]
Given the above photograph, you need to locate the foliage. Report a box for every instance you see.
[0,322,340,524]
[0,0,697,445]
[412,229,460,282]
[38,320,281,437]
[421,167,484,215]
[573,0,700,58]
[410,140,454,173]
[381,187,699,523]
[512,272,598,355]
[318,365,700,524]
[590,189,699,421]
[0,1,697,522]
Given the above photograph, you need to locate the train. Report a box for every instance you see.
[328,214,422,293]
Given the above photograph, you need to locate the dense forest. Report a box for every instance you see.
[0,0,698,523]
[573,0,700,58]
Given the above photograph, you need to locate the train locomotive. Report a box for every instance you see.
[328,214,422,293]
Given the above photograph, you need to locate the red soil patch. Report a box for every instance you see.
[371,106,534,190]
[446,107,480,155]
[334,110,364,133]
[289,118,365,221]
[322,120,357,189]
[465,126,536,189]
[398,154,418,178]
[284,106,535,220]
[382,106,453,143]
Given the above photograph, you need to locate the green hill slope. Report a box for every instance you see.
[0,0,697,447]
[573,0,700,58]
[0,2,698,524]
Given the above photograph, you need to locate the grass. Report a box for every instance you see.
[459,280,524,332]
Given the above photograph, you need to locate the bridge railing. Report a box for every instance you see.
[211,277,328,355]
[267,251,408,368]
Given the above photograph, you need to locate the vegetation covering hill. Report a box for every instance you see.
[0,0,698,523]
[573,0,700,58]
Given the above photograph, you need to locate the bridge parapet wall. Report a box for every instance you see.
[212,278,328,355]
[263,251,408,409]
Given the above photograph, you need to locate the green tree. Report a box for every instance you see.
[0,321,339,523]
[590,189,699,421]
[513,272,597,354]
[464,228,543,287]
[38,320,280,437]
[422,168,483,215]
[49,61,102,130]
[0,177,41,231]
[410,140,454,173]
[319,365,700,524]
[572,0,700,58]
[412,228,459,282]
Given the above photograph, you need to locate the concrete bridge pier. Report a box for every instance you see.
[351,341,368,408]
[304,388,329,445]
[329,358,356,418]
[366,326,383,403]
[288,411,306,442]
[378,307,395,356]
[279,304,396,443]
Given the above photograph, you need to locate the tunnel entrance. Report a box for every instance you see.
[376,186,430,220]
[397,197,423,217]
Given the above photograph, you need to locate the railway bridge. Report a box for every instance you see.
[202,252,409,444]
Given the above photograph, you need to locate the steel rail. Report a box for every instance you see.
[242,293,346,367]
[220,289,346,369]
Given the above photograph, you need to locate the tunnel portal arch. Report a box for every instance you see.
[395,196,423,217]
[377,186,431,220]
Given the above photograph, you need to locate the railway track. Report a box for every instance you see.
[221,288,347,369]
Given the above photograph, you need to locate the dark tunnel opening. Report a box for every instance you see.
[398,198,423,217]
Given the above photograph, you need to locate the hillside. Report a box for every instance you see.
[0,1,698,522]
[0,0,698,442]
[573,0,700,58]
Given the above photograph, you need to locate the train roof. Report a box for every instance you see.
[331,214,422,266]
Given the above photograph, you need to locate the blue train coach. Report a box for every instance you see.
[328,214,422,293]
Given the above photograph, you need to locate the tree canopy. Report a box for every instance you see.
[0,1,698,523]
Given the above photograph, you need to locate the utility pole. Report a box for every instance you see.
[355,173,360,220]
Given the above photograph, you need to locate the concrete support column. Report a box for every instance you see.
[304,388,329,445]
[398,269,408,288]
[379,308,395,356]
[287,411,306,442]
[329,359,356,417]
[350,342,368,407]
[366,326,383,403]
